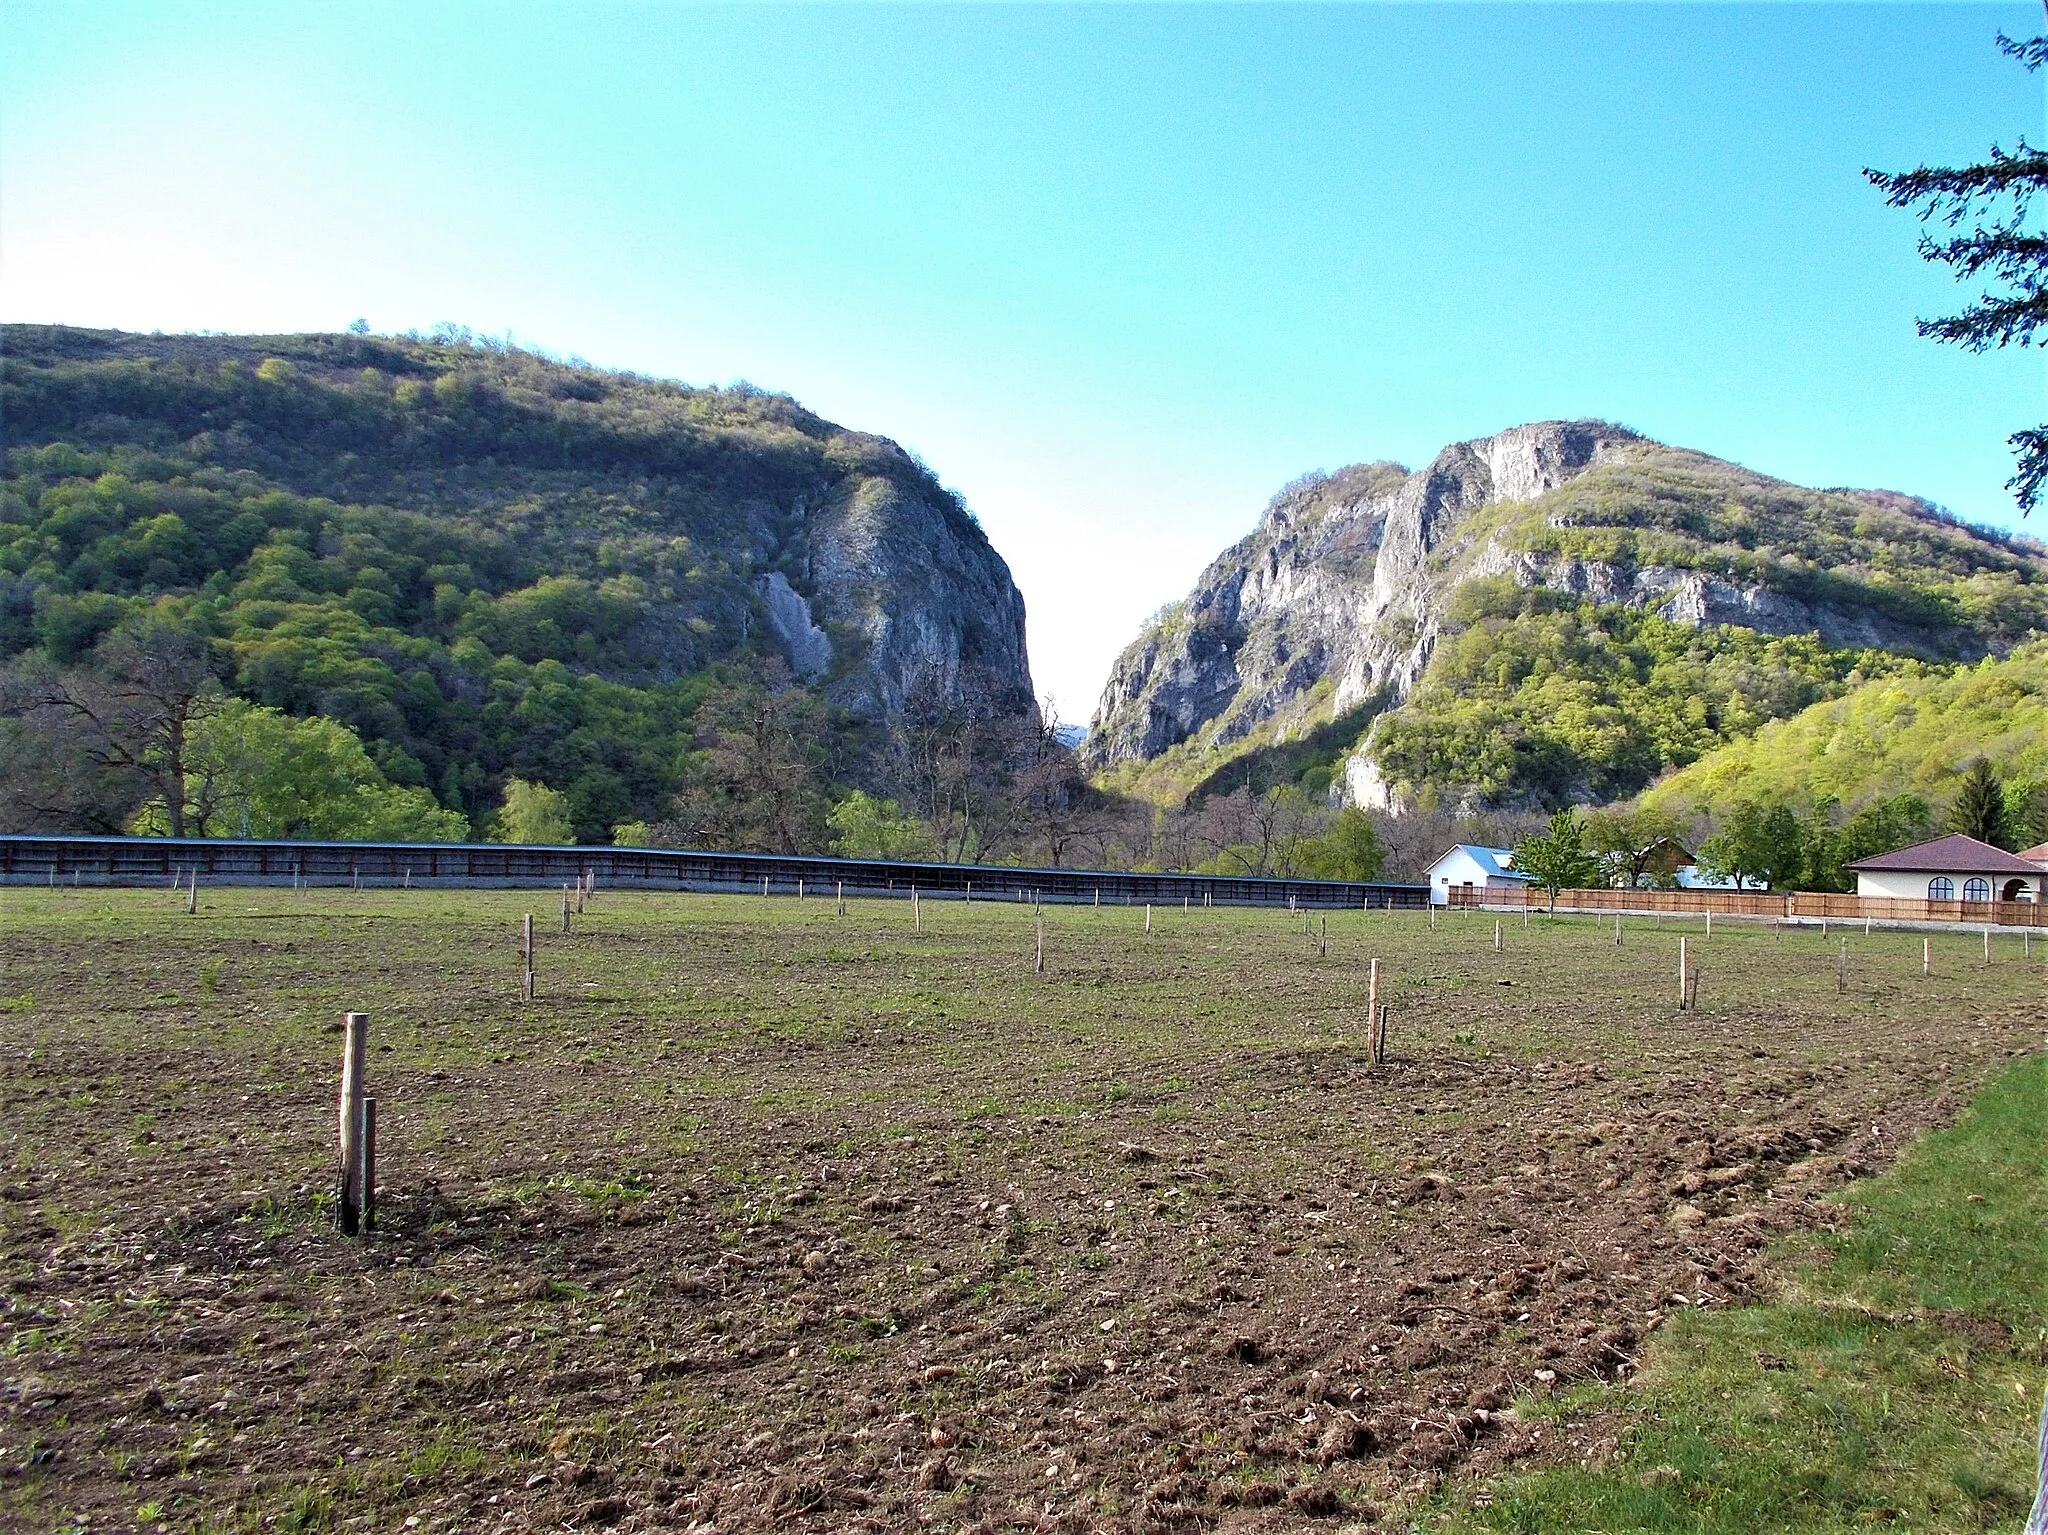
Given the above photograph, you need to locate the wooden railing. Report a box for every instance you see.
[1447,883,2048,928]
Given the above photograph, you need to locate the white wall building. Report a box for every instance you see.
[1424,844,1536,907]
[1845,833,2046,903]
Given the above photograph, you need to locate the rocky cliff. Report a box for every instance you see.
[1085,420,2048,810]
[0,325,1035,833]
[1,326,1036,731]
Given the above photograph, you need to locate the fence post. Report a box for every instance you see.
[1705,909,1713,940]
[913,886,921,932]
[1984,925,1992,965]
[1320,914,1326,958]
[1145,903,1152,934]
[1678,936,1689,1010]
[1367,958,1382,1066]
[335,1012,369,1235]
[1035,915,1045,976]
[522,915,535,1000]
[562,885,572,934]
[1493,919,1502,953]
[186,871,197,915]
[1837,938,1847,995]
[838,880,846,916]
[1923,936,1931,978]
[1614,914,1622,945]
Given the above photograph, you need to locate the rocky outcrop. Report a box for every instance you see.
[1084,421,1639,771]
[1084,418,2046,807]
[805,465,1035,723]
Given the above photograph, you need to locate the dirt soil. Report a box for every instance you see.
[2,890,2040,1534]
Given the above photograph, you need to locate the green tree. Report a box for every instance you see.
[128,698,469,841]
[1582,804,1685,888]
[827,790,940,860]
[493,777,575,845]
[1512,809,1602,913]
[1947,757,2010,846]
[1697,799,1804,891]
[1294,806,1388,881]
[1867,29,2048,510]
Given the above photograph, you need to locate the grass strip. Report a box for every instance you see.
[1427,1054,2048,1533]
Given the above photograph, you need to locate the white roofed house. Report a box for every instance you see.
[1844,834,2046,905]
[1424,844,1536,907]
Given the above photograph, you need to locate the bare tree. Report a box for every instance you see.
[661,663,829,853]
[0,619,221,836]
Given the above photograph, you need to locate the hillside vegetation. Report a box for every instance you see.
[0,326,1032,843]
[1641,641,2048,823]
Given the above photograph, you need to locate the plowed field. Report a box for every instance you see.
[3,889,2039,1532]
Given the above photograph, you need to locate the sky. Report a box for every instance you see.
[4,3,2045,724]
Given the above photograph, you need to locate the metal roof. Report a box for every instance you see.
[1429,844,1536,882]
[1844,833,2046,875]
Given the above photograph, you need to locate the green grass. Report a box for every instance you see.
[1426,1055,2048,1534]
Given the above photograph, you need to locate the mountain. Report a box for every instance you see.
[1085,420,2048,812]
[0,325,1035,835]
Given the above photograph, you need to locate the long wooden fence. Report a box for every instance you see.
[1447,881,2048,929]
[0,834,1429,911]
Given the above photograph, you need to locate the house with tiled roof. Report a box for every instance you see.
[1845,833,2045,904]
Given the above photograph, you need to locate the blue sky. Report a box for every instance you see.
[4,3,2044,721]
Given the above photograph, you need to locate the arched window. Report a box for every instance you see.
[1928,877,1955,900]
[1963,877,1991,902]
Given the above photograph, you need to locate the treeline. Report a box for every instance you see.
[0,604,1415,878]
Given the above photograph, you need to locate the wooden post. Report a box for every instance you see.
[913,886,921,932]
[1145,903,1152,934]
[837,881,846,916]
[294,862,302,894]
[1183,894,1189,913]
[1429,905,1437,932]
[1094,887,1100,907]
[1367,958,1382,1066]
[1614,914,1622,945]
[798,878,805,900]
[1705,909,1714,939]
[361,1097,378,1231]
[1034,915,1045,976]
[576,879,586,915]
[335,1012,369,1235]
[186,871,197,915]
[1493,919,1502,953]
[1821,917,1828,938]
[1923,935,1931,978]
[403,866,411,890]
[2027,929,2033,960]
[1678,936,1689,1010]
[762,875,769,899]
[1320,914,1327,958]
[1863,915,1871,937]
[1837,938,1847,995]
[522,915,535,1000]
[562,885,572,933]
[966,881,972,904]
[1984,925,1991,965]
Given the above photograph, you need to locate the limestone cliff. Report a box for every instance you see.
[1085,420,2048,810]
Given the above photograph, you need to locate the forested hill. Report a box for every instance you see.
[0,325,1035,841]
